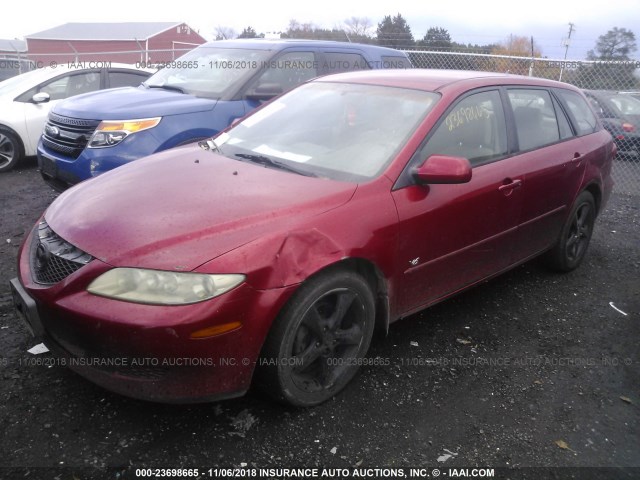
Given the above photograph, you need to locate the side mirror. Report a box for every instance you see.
[413,155,472,185]
[32,92,51,104]
[246,83,283,101]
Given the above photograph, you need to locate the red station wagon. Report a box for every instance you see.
[11,70,615,406]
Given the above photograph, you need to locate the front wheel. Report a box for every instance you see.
[257,269,376,407]
[544,191,596,272]
[0,128,24,172]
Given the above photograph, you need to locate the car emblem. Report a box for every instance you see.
[45,125,59,137]
[35,242,51,272]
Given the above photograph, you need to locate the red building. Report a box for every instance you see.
[26,22,207,65]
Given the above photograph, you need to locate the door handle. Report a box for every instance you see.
[498,179,522,194]
[570,152,584,165]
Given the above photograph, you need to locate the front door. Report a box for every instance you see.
[392,89,525,314]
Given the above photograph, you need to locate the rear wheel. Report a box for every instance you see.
[257,269,375,407]
[544,191,596,272]
[0,128,24,172]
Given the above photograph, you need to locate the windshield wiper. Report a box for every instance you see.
[234,153,316,177]
[145,84,186,94]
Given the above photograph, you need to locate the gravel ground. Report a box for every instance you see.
[0,159,638,480]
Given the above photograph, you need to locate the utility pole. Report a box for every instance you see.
[529,36,535,77]
[559,23,575,81]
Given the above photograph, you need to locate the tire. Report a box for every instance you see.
[257,269,376,407]
[544,191,596,272]
[0,128,24,173]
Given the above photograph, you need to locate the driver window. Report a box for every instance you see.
[39,72,101,100]
[418,90,508,166]
[252,51,317,94]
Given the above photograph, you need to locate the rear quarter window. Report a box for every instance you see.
[555,89,598,136]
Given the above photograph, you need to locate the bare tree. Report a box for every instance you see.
[214,25,237,40]
[344,17,373,37]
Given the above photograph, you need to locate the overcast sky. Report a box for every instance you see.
[4,0,640,59]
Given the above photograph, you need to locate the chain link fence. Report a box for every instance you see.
[406,50,640,196]
[17,47,194,65]
[3,45,638,195]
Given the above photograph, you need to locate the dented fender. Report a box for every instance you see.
[196,228,347,289]
[195,177,401,295]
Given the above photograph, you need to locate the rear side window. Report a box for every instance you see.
[555,89,598,136]
[322,52,368,74]
[418,90,508,166]
[507,89,560,150]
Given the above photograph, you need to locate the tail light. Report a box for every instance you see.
[622,122,635,132]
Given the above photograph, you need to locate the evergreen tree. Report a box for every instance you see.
[376,13,415,49]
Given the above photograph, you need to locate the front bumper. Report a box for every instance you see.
[12,227,297,403]
[37,131,161,191]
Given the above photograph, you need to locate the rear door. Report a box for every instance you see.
[506,87,588,259]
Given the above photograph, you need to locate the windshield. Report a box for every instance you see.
[607,93,640,116]
[216,82,439,182]
[144,46,271,99]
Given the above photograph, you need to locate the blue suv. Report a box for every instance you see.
[37,39,411,190]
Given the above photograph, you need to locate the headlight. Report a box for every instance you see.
[88,117,161,148]
[87,268,245,305]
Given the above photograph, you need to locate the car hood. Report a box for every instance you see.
[45,145,357,271]
[52,86,217,119]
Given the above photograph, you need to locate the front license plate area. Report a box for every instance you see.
[9,278,44,337]
[40,155,57,178]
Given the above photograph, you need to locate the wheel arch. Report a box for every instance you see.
[0,123,26,153]
[583,181,602,214]
[155,125,219,151]
[254,255,387,405]
[302,257,391,336]
[0,123,26,169]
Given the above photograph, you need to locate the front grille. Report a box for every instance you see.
[42,113,101,159]
[41,136,77,156]
[30,221,93,285]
